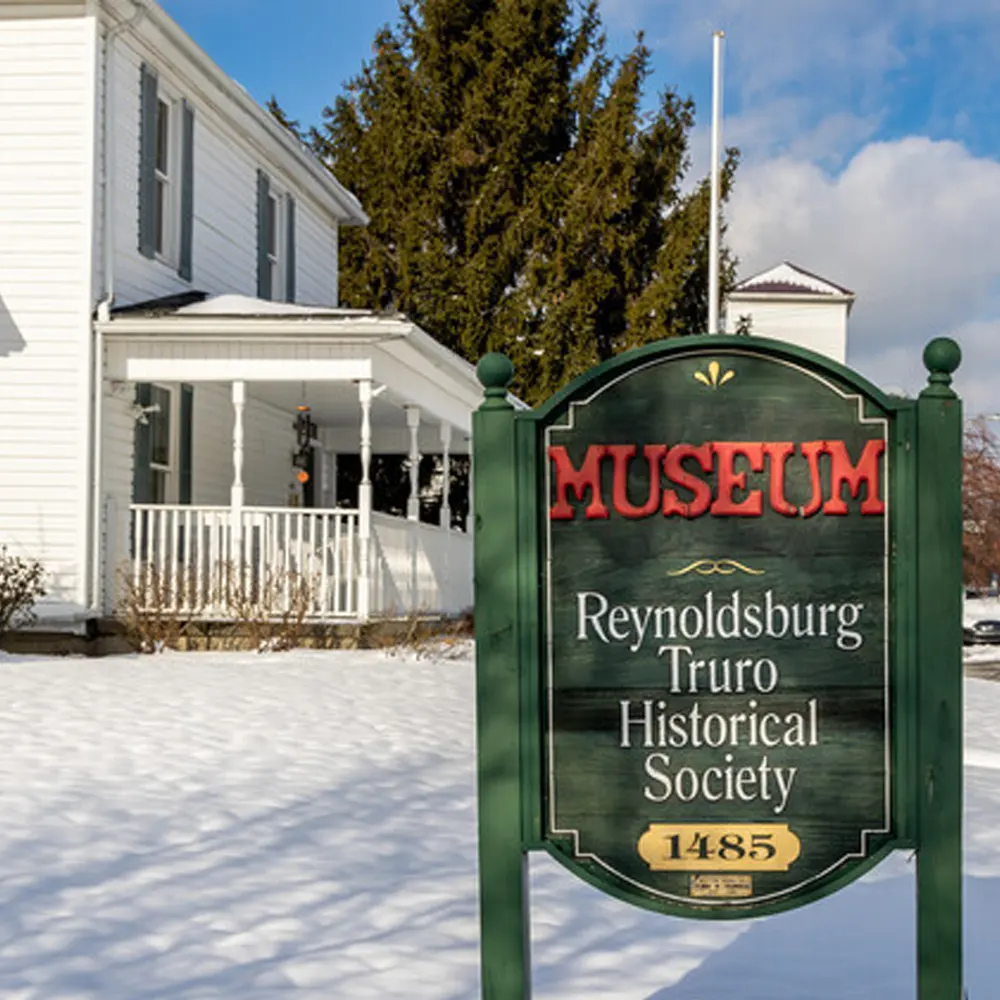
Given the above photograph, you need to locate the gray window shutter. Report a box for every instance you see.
[179,384,194,504]
[132,383,153,503]
[178,100,195,281]
[285,194,296,303]
[256,169,272,300]
[138,64,158,259]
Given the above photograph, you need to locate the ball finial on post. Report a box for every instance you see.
[921,337,961,398]
[477,353,515,410]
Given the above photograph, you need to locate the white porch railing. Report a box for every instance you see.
[122,505,474,621]
[370,511,473,615]
[127,505,359,619]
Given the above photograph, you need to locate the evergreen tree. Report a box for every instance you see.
[266,96,303,141]
[310,0,738,402]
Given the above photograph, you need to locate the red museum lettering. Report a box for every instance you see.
[548,439,886,521]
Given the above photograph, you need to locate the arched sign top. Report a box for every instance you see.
[531,334,904,427]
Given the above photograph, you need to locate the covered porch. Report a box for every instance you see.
[95,296,481,623]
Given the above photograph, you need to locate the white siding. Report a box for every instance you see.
[0,14,97,605]
[725,299,848,364]
[189,383,232,505]
[297,202,338,307]
[105,34,340,309]
[243,393,298,506]
[190,385,295,507]
[99,378,136,606]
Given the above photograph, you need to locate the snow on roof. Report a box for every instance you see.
[174,294,393,320]
[731,261,854,298]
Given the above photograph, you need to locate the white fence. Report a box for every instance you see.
[370,512,473,616]
[121,505,473,620]
[127,505,359,619]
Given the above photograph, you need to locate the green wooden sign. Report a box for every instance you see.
[545,347,892,912]
[473,335,963,999]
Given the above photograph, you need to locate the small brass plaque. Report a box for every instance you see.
[638,823,801,872]
[690,874,753,899]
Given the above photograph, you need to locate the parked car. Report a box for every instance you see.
[963,620,1000,645]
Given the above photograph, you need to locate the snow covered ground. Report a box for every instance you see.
[0,643,995,999]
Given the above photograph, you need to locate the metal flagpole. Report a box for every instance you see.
[708,30,725,334]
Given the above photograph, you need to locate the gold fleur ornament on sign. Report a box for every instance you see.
[693,360,736,389]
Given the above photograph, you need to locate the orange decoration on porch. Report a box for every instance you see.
[297,470,310,484]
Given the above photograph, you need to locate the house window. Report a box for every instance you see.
[257,171,295,302]
[140,62,195,277]
[148,385,173,503]
[153,98,173,258]
[266,188,282,298]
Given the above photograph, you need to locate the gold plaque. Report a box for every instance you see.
[637,823,801,872]
[690,874,753,899]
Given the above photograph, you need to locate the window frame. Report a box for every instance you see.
[266,186,283,300]
[152,86,181,266]
[147,383,176,504]
[263,179,292,302]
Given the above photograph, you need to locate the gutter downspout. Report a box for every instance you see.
[90,0,147,616]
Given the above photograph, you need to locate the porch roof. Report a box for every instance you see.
[96,294,504,433]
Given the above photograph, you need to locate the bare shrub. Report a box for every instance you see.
[222,562,314,652]
[373,607,474,660]
[115,562,203,653]
[0,545,46,637]
[116,559,315,653]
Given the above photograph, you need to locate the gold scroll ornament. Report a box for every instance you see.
[637,823,801,873]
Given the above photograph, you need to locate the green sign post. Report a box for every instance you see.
[472,335,963,998]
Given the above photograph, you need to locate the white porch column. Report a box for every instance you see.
[439,422,452,529]
[358,379,373,619]
[231,380,246,555]
[405,405,421,521]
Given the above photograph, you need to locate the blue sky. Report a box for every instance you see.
[160,0,1000,162]
[160,0,1000,411]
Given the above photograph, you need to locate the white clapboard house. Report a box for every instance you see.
[724,261,855,364]
[0,0,480,633]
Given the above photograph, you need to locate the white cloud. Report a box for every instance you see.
[687,105,883,188]
[726,137,1000,412]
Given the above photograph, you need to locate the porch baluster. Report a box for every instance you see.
[195,510,204,613]
[170,508,180,613]
[346,512,356,615]
[320,512,330,615]
[284,510,292,612]
[333,511,343,614]
[157,507,168,609]
[132,507,143,605]
[308,511,318,616]
[182,508,192,613]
